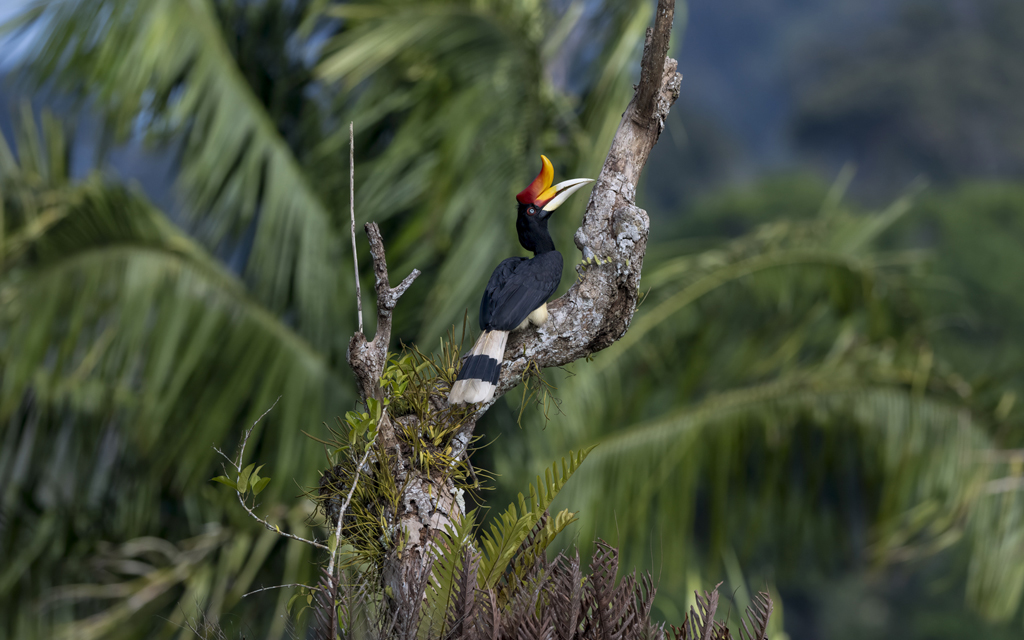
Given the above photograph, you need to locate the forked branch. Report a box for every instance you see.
[341,0,681,627]
[346,222,420,409]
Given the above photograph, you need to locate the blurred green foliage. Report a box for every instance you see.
[792,0,1024,194]
[886,184,1024,397]
[0,0,655,637]
[495,173,1024,636]
[1,0,1024,639]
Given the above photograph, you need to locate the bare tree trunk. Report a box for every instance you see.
[345,0,681,628]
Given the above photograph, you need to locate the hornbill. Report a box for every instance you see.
[448,156,594,405]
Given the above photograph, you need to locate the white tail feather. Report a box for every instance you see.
[448,330,508,405]
[475,330,508,360]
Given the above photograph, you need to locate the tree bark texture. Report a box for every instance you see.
[345,0,681,628]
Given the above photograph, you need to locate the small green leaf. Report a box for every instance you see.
[237,463,256,493]
[252,476,272,495]
[211,476,236,488]
[247,464,266,491]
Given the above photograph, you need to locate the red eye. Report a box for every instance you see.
[527,207,536,216]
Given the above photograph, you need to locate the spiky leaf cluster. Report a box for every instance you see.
[317,532,775,640]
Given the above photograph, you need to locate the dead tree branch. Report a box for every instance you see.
[483,0,681,412]
[350,121,363,335]
[346,222,420,415]
[343,0,680,626]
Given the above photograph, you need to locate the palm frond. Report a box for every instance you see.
[1,178,346,492]
[965,461,1024,622]
[0,113,345,638]
[476,502,537,591]
[607,205,919,365]
[18,0,344,350]
[556,365,989,583]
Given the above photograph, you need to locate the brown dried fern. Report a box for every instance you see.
[550,551,585,640]
[677,583,722,640]
[313,568,339,640]
[446,545,482,640]
[737,591,773,640]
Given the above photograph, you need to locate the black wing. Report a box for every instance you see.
[479,257,526,330]
[479,252,562,331]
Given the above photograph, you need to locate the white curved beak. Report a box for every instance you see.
[541,178,595,213]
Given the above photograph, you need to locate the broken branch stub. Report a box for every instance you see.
[346,222,420,407]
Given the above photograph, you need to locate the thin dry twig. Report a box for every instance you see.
[241,582,315,599]
[232,399,280,472]
[347,222,421,411]
[224,397,329,552]
[326,432,378,578]
[350,121,363,334]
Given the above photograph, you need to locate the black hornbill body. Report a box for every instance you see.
[448,156,593,405]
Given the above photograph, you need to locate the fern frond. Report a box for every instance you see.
[476,503,535,590]
[478,447,594,589]
[581,541,629,640]
[737,591,773,640]
[710,622,733,640]
[508,510,551,579]
[313,568,339,640]
[631,572,661,640]
[500,556,552,640]
[421,510,477,639]
[550,551,585,640]
[523,446,596,520]
[446,543,482,640]
[686,584,722,640]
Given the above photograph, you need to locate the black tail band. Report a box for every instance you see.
[457,355,501,385]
